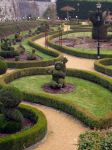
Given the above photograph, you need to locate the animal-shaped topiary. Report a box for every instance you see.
[0,86,24,133]
[50,57,68,89]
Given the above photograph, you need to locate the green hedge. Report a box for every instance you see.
[94,58,112,77]
[6,33,63,69]
[0,104,47,150]
[0,67,112,129]
[47,31,112,59]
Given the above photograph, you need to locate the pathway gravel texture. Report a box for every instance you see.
[35,37,95,71]
[25,103,88,150]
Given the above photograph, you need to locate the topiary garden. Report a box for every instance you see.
[0,18,111,150]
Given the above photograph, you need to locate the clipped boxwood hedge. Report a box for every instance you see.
[47,31,112,59]
[6,33,63,69]
[94,58,112,77]
[0,104,47,150]
[0,67,112,129]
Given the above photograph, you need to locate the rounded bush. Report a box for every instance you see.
[0,60,7,75]
[0,104,47,150]
[0,86,22,108]
[0,86,23,133]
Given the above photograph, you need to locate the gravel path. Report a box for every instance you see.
[24,103,88,150]
[35,37,95,71]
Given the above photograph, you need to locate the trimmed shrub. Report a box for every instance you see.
[0,60,7,75]
[0,104,47,150]
[94,58,112,77]
[0,86,23,133]
[27,49,36,60]
[0,86,22,108]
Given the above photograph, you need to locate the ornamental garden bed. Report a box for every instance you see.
[1,67,111,129]
[48,31,112,59]
[10,75,112,119]
[0,32,63,69]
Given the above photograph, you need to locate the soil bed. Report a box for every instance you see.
[55,37,112,50]
[43,83,75,94]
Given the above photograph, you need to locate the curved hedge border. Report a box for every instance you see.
[94,58,112,77]
[0,67,112,129]
[6,33,63,69]
[0,103,47,150]
[47,31,112,59]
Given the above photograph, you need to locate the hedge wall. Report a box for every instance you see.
[94,58,112,77]
[0,104,47,150]
[6,33,63,69]
[47,31,112,59]
[0,67,112,129]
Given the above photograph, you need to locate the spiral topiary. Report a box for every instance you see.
[0,86,24,133]
[0,60,7,75]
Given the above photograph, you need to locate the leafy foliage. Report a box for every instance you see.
[0,60,7,75]
[0,86,23,133]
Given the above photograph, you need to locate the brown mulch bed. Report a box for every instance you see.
[43,83,75,94]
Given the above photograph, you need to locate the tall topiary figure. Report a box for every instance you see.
[89,11,107,40]
[50,57,68,89]
[0,86,24,133]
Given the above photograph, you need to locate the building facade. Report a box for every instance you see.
[0,0,56,21]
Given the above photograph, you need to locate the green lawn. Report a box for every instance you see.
[21,39,53,60]
[10,75,112,118]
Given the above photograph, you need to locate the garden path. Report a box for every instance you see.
[35,36,95,71]
[24,102,88,150]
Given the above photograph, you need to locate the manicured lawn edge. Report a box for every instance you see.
[94,58,112,77]
[0,67,112,129]
[0,104,47,150]
[6,32,63,69]
[47,31,112,59]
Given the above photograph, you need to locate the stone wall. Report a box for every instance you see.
[0,0,56,21]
